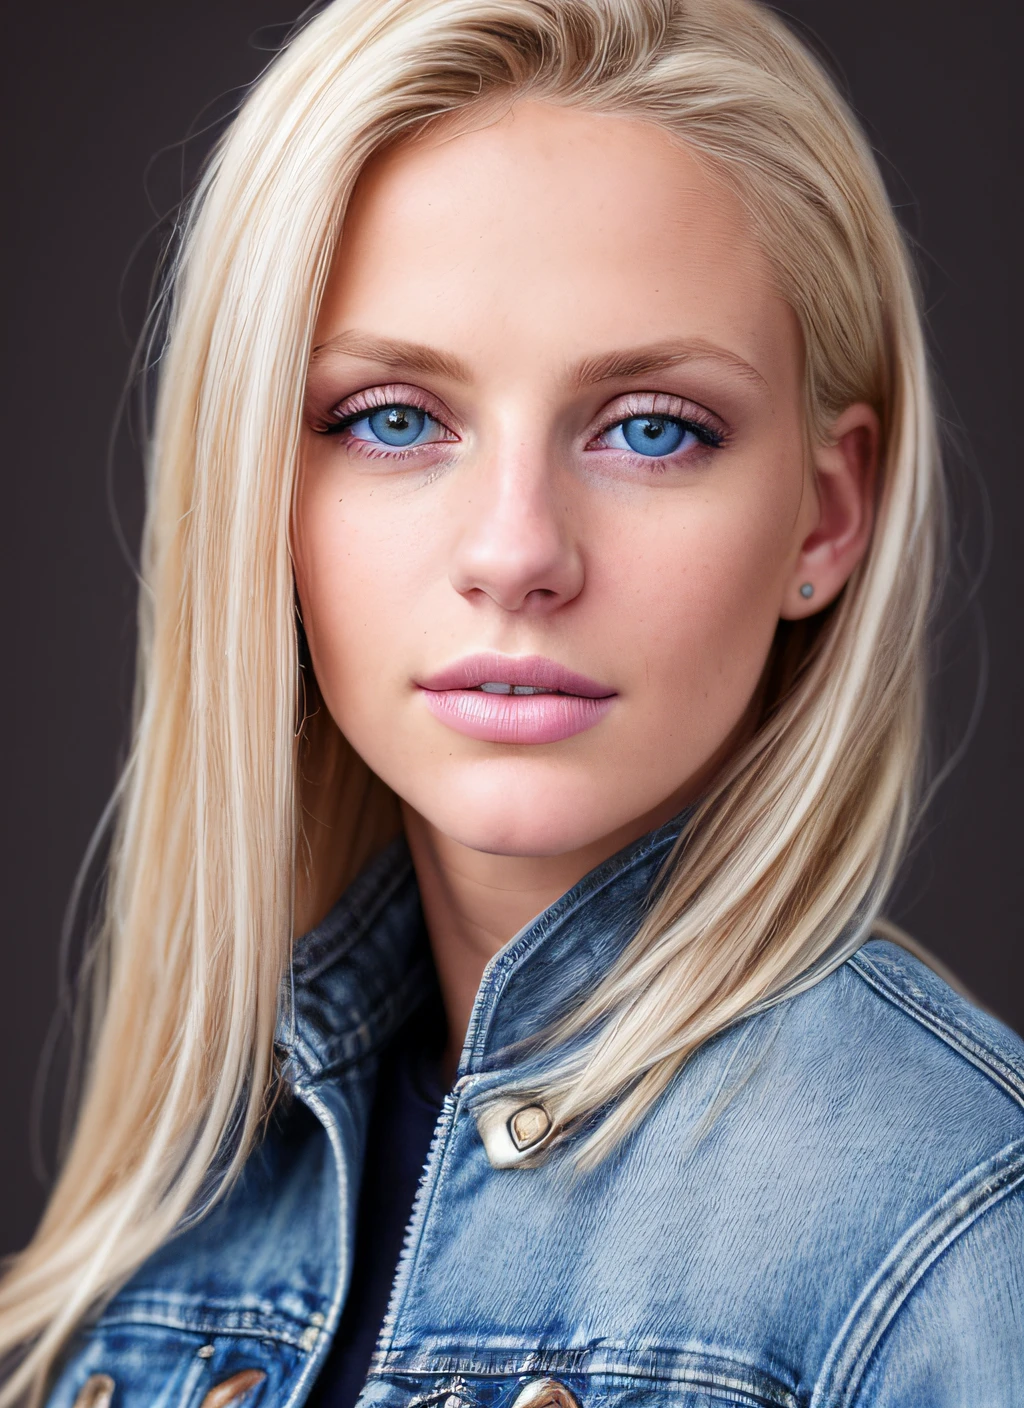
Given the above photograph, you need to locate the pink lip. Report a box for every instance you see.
[416,653,616,744]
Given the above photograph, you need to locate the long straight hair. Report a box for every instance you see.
[0,0,941,1398]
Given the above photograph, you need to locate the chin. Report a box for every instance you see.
[408,761,641,858]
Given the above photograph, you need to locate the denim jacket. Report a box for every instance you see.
[47,820,1024,1408]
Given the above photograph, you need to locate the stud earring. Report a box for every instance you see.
[799,582,815,599]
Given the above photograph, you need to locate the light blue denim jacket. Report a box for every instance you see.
[48,820,1024,1408]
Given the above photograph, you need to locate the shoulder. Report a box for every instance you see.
[623,936,1024,1400]
[753,935,1024,1240]
[674,936,1024,1184]
[768,938,1024,1403]
[803,936,1024,1149]
[611,933,1024,1262]
[845,936,1024,1106]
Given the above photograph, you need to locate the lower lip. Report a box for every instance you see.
[419,688,614,744]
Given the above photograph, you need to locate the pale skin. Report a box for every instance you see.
[293,102,877,1080]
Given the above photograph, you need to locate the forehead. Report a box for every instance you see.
[316,101,796,380]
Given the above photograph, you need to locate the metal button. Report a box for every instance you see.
[474,1096,555,1167]
[199,1369,267,1408]
[509,1378,581,1408]
[72,1376,114,1408]
[507,1104,552,1151]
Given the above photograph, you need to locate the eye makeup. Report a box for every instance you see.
[310,382,458,437]
[586,390,727,466]
[306,378,730,473]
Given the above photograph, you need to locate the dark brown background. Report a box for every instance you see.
[2,0,1021,1257]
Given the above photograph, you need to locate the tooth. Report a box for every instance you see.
[479,682,512,694]
[513,685,550,695]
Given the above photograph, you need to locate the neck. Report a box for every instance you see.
[401,799,684,1083]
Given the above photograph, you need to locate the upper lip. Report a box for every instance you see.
[417,653,615,698]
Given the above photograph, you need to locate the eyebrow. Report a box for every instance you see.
[309,330,769,393]
[569,338,770,392]
[309,330,471,382]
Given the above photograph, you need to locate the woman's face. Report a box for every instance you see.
[295,102,873,858]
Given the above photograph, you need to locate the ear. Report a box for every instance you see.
[780,402,879,620]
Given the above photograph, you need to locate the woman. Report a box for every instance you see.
[2,0,1021,1403]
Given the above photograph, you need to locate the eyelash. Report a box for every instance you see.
[588,394,726,455]
[316,384,456,458]
[316,386,727,461]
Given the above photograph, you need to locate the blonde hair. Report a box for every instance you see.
[0,0,941,1398]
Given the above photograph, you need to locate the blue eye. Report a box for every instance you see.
[346,404,438,447]
[610,415,691,457]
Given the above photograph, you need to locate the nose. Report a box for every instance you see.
[448,438,584,614]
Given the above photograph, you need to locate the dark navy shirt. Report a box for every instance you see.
[307,997,446,1408]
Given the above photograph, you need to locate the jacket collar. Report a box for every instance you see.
[276,812,689,1090]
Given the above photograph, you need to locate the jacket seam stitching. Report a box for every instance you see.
[93,1309,310,1348]
[810,1141,1024,1408]
[281,954,433,1082]
[847,951,1024,1109]
[463,827,681,1064]
[277,1084,351,1408]
[291,856,415,985]
[373,1356,797,1407]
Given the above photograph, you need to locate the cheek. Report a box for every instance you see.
[595,480,798,713]
[292,466,437,697]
